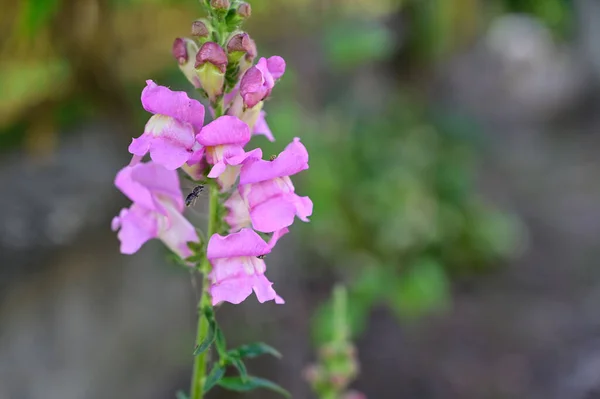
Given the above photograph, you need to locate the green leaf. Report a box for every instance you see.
[193,319,216,355]
[214,328,227,357]
[203,363,225,394]
[232,342,282,359]
[230,357,248,381]
[175,390,189,399]
[218,376,291,398]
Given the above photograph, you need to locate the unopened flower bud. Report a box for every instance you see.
[191,19,210,38]
[172,38,189,65]
[226,32,253,63]
[173,38,201,88]
[237,2,251,18]
[195,42,227,101]
[210,0,230,10]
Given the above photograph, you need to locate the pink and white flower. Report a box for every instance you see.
[128,80,205,170]
[207,228,287,305]
[111,162,198,258]
[225,138,313,233]
[196,115,262,190]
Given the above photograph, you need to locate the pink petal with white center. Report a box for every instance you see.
[141,80,205,131]
[196,115,250,147]
[249,196,297,233]
[207,228,271,259]
[253,111,274,141]
[240,137,308,185]
[113,204,158,254]
[266,56,286,80]
[114,162,183,214]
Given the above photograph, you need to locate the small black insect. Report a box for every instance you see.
[185,185,205,207]
[269,154,277,161]
[256,254,266,259]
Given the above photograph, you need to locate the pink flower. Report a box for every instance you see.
[225,90,275,141]
[240,56,286,108]
[129,80,205,170]
[196,115,261,190]
[227,138,312,233]
[207,228,286,305]
[111,162,198,258]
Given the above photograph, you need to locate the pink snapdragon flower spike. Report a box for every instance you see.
[240,56,286,108]
[231,137,313,232]
[207,228,285,305]
[129,80,205,170]
[112,162,199,258]
[196,115,261,190]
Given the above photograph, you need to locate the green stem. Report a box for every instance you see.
[190,183,220,399]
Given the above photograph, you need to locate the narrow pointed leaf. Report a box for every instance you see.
[193,320,216,355]
[215,327,227,356]
[218,376,291,398]
[230,357,248,381]
[232,342,282,359]
[203,363,225,394]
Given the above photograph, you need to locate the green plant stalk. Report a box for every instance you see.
[190,99,224,399]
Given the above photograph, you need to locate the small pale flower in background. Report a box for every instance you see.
[129,80,205,170]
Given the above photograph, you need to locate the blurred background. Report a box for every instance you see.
[2,0,600,398]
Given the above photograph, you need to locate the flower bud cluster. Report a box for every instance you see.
[112,0,312,306]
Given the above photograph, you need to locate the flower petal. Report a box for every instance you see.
[115,162,184,213]
[114,204,158,254]
[141,80,205,131]
[249,196,297,233]
[149,137,193,170]
[240,137,308,184]
[252,274,282,303]
[253,111,275,141]
[210,276,254,305]
[207,228,271,259]
[196,115,251,147]
[266,56,286,80]
[157,199,199,258]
